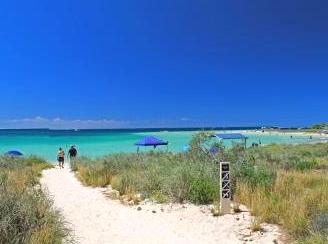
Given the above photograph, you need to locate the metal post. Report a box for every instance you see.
[220,162,231,214]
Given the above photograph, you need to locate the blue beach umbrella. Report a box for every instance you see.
[4,150,24,157]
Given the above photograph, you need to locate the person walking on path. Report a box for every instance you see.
[68,145,78,161]
[57,147,65,169]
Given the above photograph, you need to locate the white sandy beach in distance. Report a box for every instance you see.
[243,130,328,138]
[40,166,283,244]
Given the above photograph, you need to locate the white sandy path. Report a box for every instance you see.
[41,166,283,244]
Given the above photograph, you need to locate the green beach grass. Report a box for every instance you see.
[0,156,70,244]
[234,144,328,243]
[71,132,328,243]
[71,132,220,204]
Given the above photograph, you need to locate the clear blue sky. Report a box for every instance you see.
[0,0,327,128]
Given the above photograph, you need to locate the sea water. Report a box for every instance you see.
[0,129,325,161]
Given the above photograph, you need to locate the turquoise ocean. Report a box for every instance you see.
[0,129,325,162]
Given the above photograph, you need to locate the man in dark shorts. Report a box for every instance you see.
[68,145,78,161]
[57,147,65,169]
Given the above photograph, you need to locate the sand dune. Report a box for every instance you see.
[41,166,283,244]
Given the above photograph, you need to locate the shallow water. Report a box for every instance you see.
[0,129,324,161]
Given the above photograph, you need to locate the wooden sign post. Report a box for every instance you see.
[220,162,231,214]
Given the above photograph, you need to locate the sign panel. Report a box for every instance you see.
[220,162,231,214]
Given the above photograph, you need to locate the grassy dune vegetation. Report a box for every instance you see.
[71,133,220,204]
[71,132,328,243]
[235,144,328,243]
[0,156,70,244]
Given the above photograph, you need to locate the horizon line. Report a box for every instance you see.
[0,126,305,131]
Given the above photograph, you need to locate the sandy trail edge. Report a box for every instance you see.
[40,166,283,244]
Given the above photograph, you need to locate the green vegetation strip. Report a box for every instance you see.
[0,156,70,244]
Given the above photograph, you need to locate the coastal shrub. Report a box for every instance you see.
[188,131,213,153]
[299,234,328,244]
[72,153,220,204]
[295,159,318,171]
[245,143,328,171]
[233,159,274,188]
[142,162,167,194]
[187,131,216,162]
[0,157,70,244]
[231,142,328,242]
[0,181,68,244]
[72,134,221,204]
[163,164,191,203]
[71,157,112,187]
[111,169,143,196]
[236,170,328,242]
[188,173,218,204]
[81,165,111,187]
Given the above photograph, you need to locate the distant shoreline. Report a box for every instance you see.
[242,129,328,138]
[0,126,317,134]
[0,127,262,132]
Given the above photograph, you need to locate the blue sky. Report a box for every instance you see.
[0,0,327,128]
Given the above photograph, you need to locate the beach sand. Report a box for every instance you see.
[41,166,283,244]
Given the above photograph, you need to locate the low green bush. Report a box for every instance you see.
[0,157,70,244]
[163,164,192,203]
[295,159,318,171]
[72,133,220,204]
[299,234,328,244]
[233,160,274,188]
[188,174,218,204]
